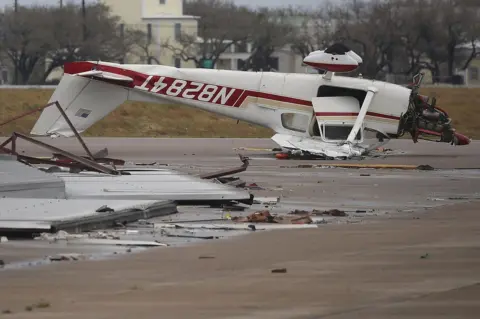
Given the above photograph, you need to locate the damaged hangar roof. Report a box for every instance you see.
[0,155,252,234]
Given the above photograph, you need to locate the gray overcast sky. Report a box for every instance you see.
[0,0,326,9]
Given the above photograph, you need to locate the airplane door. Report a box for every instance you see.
[311,96,364,142]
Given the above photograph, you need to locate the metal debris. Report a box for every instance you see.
[253,197,280,205]
[198,154,250,179]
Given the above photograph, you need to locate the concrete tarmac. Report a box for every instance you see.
[0,137,479,318]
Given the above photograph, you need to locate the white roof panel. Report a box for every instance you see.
[56,169,251,201]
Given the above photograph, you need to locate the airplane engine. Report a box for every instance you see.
[303,43,363,73]
[397,77,471,146]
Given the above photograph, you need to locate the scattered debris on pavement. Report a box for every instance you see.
[245,183,265,190]
[289,209,348,217]
[33,230,168,247]
[231,210,314,224]
[271,268,287,273]
[48,253,86,262]
[252,197,280,206]
[279,163,435,170]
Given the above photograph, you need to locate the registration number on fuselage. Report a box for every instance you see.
[134,76,242,107]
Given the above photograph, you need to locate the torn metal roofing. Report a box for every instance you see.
[0,156,252,235]
[0,198,176,234]
[0,156,252,203]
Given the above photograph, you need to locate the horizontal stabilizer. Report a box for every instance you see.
[30,74,129,137]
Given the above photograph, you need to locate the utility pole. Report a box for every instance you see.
[59,0,63,8]
[14,0,18,84]
[82,0,87,40]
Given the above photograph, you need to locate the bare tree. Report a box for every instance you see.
[459,1,480,70]
[43,3,141,81]
[331,0,406,78]
[403,0,479,82]
[129,27,161,65]
[0,6,53,84]
[289,6,336,59]
[238,8,295,71]
[162,0,253,68]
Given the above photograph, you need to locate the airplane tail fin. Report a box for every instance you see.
[30,73,129,137]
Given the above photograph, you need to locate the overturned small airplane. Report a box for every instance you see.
[31,43,470,159]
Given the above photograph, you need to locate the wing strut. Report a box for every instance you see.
[346,86,378,144]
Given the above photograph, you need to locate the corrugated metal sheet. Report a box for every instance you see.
[0,155,66,198]
[56,169,252,202]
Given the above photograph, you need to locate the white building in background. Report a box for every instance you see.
[45,0,199,82]
[101,0,199,68]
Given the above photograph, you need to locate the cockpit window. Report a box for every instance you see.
[281,113,309,133]
[323,125,361,141]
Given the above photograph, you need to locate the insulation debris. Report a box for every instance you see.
[231,210,313,224]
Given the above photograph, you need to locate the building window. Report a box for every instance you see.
[174,23,181,41]
[159,0,166,4]
[174,58,181,68]
[469,67,479,81]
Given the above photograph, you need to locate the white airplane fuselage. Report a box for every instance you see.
[30,59,468,159]
[35,61,408,137]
